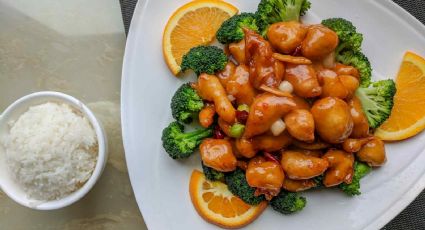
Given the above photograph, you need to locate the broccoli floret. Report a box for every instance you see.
[321,18,363,54]
[322,19,370,87]
[355,79,396,128]
[224,168,266,205]
[202,162,225,181]
[336,50,372,87]
[256,0,311,35]
[181,46,228,75]
[171,83,204,124]
[216,13,259,44]
[339,161,372,196]
[161,121,212,159]
[270,191,307,214]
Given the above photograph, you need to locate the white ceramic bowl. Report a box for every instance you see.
[0,91,108,210]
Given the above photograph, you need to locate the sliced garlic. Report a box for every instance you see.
[271,119,286,136]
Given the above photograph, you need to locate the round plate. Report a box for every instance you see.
[121,0,425,229]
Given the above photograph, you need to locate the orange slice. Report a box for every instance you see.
[375,51,425,140]
[189,170,267,229]
[163,0,238,75]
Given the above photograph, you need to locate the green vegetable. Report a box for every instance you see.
[321,18,363,55]
[256,0,311,35]
[229,123,245,138]
[339,161,372,196]
[355,79,396,128]
[181,45,228,75]
[237,104,250,112]
[270,191,307,214]
[171,83,204,124]
[202,162,225,181]
[216,13,259,44]
[161,121,212,159]
[336,50,372,87]
[224,168,266,205]
[321,18,369,86]
[312,174,324,188]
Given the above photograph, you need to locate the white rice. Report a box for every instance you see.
[2,102,98,201]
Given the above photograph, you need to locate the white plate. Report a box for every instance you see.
[121,0,425,229]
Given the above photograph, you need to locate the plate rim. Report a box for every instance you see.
[121,0,425,229]
[358,2,425,229]
[120,0,150,225]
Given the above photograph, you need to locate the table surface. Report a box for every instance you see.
[0,0,147,229]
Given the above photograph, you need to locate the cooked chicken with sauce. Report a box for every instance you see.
[163,15,391,209]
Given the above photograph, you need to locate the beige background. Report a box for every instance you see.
[0,0,147,229]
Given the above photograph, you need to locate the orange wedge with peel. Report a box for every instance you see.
[189,170,267,229]
[375,51,425,140]
[163,0,238,75]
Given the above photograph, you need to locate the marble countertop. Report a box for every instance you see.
[0,0,147,229]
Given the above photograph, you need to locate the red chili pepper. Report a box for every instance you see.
[264,152,279,164]
[292,45,302,57]
[236,110,249,124]
[214,125,225,139]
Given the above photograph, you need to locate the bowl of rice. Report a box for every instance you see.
[0,91,108,210]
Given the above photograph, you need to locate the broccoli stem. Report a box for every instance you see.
[355,88,377,111]
[335,43,347,55]
[355,88,386,121]
[284,1,304,21]
[181,128,212,140]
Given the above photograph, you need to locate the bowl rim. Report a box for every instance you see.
[0,91,108,210]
